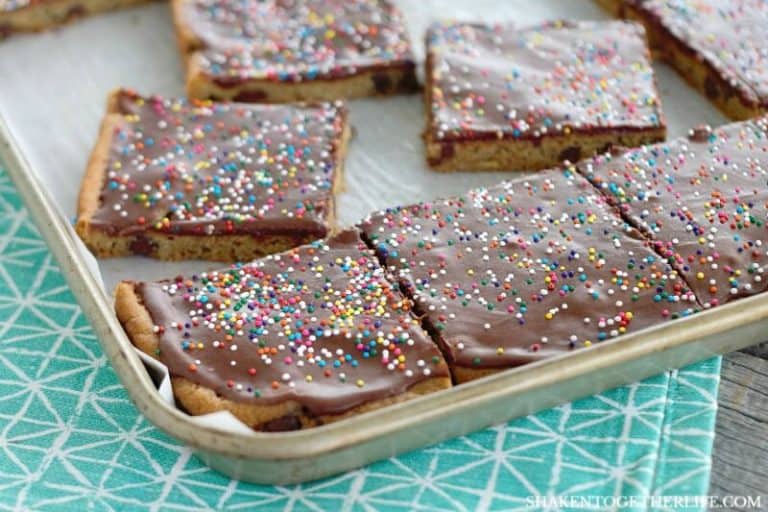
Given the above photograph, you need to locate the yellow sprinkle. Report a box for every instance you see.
[356,379,365,388]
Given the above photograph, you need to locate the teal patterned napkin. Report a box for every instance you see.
[0,165,720,511]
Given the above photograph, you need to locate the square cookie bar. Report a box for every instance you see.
[424,20,666,172]
[115,229,451,431]
[76,89,349,261]
[630,0,768,120]
[580,118,768,309]
[359,170,699,382]
[0,0,149,38]
[173,0,419,103]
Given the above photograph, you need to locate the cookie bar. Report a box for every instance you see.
[173,0,419,103]
[580,118,768,309]
[424,20,666,172]
[359,170,699,382]
[76,89,349,261]
[600,0,768,120]
[115,229,451,431]
[0,0,150,38]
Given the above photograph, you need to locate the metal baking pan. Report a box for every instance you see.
[2,0,767,484]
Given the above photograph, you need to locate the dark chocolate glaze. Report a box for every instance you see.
[426,20,665,143]
[359,170,700,371]
[579,117,768,308]
[137,230,449,416]
[633,0,768,109]
[180,0,417,85]
[88,90,345,242]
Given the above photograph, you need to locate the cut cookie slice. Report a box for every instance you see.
[173,0,419,103]
[359,170,699,382]
[0,0,150,38]
[600,0,768,120]
[424,20,666,172]
[115,229,451,431]
[76,89,349,261]
[579,118,768,309]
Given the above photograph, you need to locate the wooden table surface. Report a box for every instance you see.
[710,342,768,510]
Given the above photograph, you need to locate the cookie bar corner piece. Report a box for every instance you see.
[114,229,451,431]
[0,0,151,38]
[75,89,349,261]
[424,20,666,172]
[174,0,419,103]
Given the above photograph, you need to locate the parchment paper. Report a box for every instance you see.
[0,0,728,434]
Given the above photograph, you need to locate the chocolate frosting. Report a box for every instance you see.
[359,170,699,370]
[634,0,768,107]
[426,20,664,142]
[137,229,449,416]
[88,90,345,240]
[580,117,768,308]
[180,0,416,84]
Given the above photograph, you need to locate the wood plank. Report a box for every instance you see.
[741,341,768,360]
[710,351,768,509]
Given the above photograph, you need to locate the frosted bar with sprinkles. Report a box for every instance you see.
[424,20,666,172]
[114,229,451,431]
[173,0,420,103]
[75,89,350,262]
[359,169,700,382]
[579,118,768,309]
[597,0,768,120]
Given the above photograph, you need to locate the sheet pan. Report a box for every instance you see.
[1,0,764,484]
